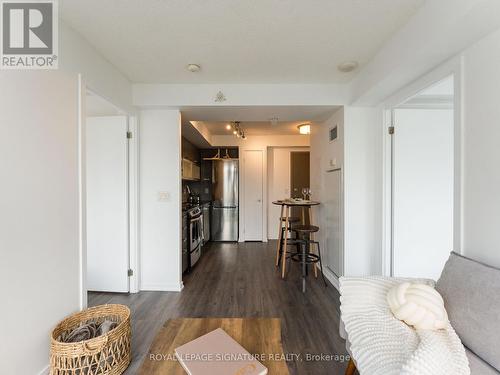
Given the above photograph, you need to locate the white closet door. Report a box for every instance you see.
[244,150,263,241]
[86,116,129,292]
[393,109,454,279]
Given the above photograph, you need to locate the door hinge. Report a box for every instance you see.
[127,269,133,277]
[388,126,395,135]
[127,131,133,139]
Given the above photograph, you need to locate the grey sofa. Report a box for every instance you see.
[340,252,500,375]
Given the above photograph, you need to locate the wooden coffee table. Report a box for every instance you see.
[138,318,290,374]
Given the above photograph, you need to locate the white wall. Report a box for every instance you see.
[267,147,309,239]
[311,107,382,286]
[0,21,136,374]
[310,108,344,284]
[0,71,80,375]
[212,135,309,241]
[461,28,500,268]
[59,21,134,113]
[343,107,383,276]
[59,20,139,298]
[133,84,349,107]
[140,110,183,291]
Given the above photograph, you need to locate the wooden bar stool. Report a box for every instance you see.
[275,216,300,269]
[292,225,328,293]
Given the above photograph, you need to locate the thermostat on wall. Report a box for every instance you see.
[329,125,338,142]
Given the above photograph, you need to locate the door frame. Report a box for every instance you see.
[381,56,464,276]
[79,81,140,309]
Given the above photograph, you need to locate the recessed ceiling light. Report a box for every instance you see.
[338,61,359,73]
[187,64,201,72]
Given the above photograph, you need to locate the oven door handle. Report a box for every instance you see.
[190,215,202,224]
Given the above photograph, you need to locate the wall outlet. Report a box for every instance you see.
[329,158,337,167]
[158,191,170,202]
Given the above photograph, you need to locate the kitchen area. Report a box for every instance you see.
[181,136,239,276]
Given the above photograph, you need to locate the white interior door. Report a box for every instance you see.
[86,116,129,292]
[244,150,263,241]
[325,169,343,277]
[392,108,454,279]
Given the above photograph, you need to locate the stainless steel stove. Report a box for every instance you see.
[184,204,203,272]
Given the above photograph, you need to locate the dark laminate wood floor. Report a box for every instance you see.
[89,241,350,375]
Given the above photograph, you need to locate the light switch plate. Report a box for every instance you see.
[158,191,170,202]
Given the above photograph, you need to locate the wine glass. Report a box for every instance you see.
[302,188,308,200]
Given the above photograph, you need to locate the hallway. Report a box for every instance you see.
[89,241,349,374]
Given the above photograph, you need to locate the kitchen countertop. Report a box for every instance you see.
[182,201,212,212]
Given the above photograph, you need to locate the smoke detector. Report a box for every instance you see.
[187,64,201,72]
[337,61,359,73]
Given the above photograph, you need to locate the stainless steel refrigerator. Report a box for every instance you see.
[211,160,239,241]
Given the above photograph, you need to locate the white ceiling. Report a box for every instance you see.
[61,0,425,84]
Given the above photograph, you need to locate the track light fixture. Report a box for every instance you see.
[228,121,246,139]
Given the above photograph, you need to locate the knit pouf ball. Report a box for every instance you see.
[387,282,448,330]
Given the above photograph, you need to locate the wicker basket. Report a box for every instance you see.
[50,304,131,375]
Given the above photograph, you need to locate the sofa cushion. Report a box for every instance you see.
[466,349,500,375]
[436,252,500,372]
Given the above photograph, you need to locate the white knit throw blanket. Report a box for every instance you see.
[340,276,470,375]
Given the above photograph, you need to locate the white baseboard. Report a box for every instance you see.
[140,282,183,292]
[322,267,340,291]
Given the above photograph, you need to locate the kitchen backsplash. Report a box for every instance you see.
[182,180,212,203]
